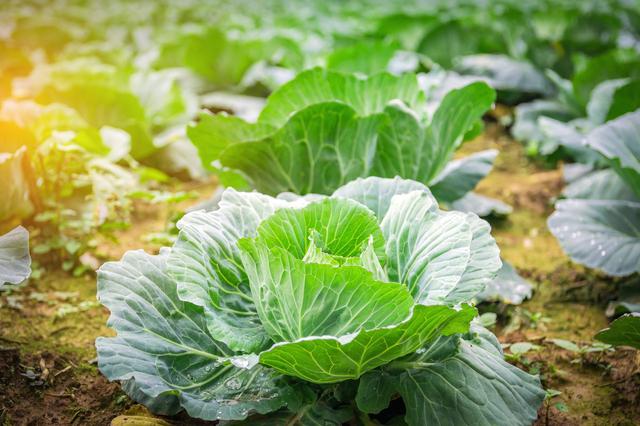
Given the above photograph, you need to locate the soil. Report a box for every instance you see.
[1,123,638,425]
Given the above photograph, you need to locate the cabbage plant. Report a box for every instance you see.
[548,110,640,277]
[512,51,640,159]
[188,68,502,216]
[548,110,640,350]
[0,226,31,288]
[97,177,544,424]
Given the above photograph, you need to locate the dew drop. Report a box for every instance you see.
[230,354,258,369]
[233,358,249,368]
[225,377,242,390]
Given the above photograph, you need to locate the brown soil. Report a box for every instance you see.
[1,123,638,425]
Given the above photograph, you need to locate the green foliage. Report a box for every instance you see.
[585,110,640,197]
[0,99,176,273]
[3,0,632,423]
[595,314,640,349]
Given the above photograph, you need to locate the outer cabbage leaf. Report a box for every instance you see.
[455,54,553,96]
[220,102,379,195]
[549,199,640,276]
[595,313,640,349]
[167,190,300,353]
[187,113,274,173]
[356,326,545,426]
[587,78,632,125]
[426,81,495,179]
[418,69,487,116]
[449,192,513,217]
[563,169,639,202]
[381,191,469,304]
[372,82,495,184]
[563,163,594,184]
[445,214,502,304]
[333,178,501,302]
[258,68,425,127]
[224,399,353,426]
[332,176,430,219]
[381,191,501,305]
[585,110,640,197]
[538,117,602,163]
[0,226,31,287]
[179,29,263,86]
[96,249,296,421]
[478,261,532,305]
[130,69,198,130]
[430,149,498,203]
[512,100,577,144]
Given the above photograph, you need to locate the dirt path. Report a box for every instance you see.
[1,125,638,425]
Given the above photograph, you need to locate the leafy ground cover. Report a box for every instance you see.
[1,124,638,425]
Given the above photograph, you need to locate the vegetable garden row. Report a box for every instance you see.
[1,0,639,424]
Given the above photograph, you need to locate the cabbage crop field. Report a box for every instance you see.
[2,1,640,425]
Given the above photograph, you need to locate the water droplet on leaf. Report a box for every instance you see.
[225,377,242,390]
